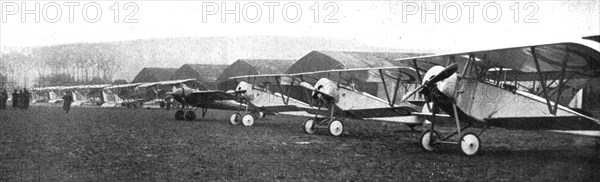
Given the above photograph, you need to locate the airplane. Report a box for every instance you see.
[167,80,318,126]
[230,66,426,136]
[32,84,110,106]
[102,83,143,107]
[115,79,198,108]
[227,75,330,126]
[395,37,600,155]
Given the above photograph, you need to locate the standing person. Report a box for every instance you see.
[18,90,25,109]
[62,91,73,113]
[0,89,7,109]
[12,89,19,109]
[23,88,31,109]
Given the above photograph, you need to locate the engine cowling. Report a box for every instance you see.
[171,86,195,98]
[423,65,458,99]
[236,81,255,101]
[313,78,339,103]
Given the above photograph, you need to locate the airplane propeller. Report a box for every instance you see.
[399,63,459,102]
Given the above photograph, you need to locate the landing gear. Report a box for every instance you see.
[301,100,344,136]
[303,119,317,134]
[420,130,440,151]
[230,96,263,127]
[460,132,480,155]
[301,118,344,136]
[229,113,241,125]
[419,103,486,156]
[175,104,207,121]
[242,114,255,126]
[175,110,185,120]
[328,119,343,136]
[184,111,196,121]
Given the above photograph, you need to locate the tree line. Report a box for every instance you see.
[1,43,124,89]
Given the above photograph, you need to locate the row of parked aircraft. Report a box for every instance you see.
[32,36,600,155]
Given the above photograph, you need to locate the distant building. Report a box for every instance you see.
[171,64,229,90]
[285,50,428,103]
[216,59,296,91]
[131,67,178,83]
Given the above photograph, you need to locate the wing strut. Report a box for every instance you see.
[391,69,403,104]
[379,69,393,105]
[412,59,422,83]
[553,50,569,114]
[274,76,293,105]
[532,46,556,115]
[378,69,404,106]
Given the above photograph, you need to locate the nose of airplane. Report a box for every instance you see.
[170,88,183,96]
[235,82,254,101]
[169,88,185,103]
[312,78,339,103]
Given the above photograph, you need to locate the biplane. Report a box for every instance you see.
[167,84,241,121]
[396,37,600,155]
[168,80,316,126]
[230,66,425,136]
[102,83,143,107]
[32,84,110,106]
[105,79,198,108]
[226,77,324,127]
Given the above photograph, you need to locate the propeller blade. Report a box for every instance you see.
[399,85,425,102]
[427,63,458,86]
[298,82,316,91]
[399,63,457,103]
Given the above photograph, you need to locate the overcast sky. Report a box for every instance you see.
[1,0,598,52]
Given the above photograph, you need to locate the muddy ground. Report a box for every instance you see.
[1,106,599,181]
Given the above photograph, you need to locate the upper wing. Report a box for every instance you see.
[395,39,600,79]
[229,66,421,89]
[137,79,197,88]
[104,83,142,90]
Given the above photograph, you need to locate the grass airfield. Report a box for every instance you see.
[1,105,599,181]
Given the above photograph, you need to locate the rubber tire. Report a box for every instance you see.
[258,112,266,118]
[229,113,241,125]
[328,120,343,136]
[303,119,317,134]
[460,132,481,156]
[242,114,255,127]
[175,110,185,120]
[420,130,440,151]
[184,111,196,121]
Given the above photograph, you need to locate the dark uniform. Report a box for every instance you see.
[18,90,25,109]
[12,90,19,109]
[62,92,73,113]
[0,89,7,109]
[23,89,31,109]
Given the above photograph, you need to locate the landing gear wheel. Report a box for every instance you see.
[303,119,317,134]
[460,132,481,156]
[175,110,185,120]
[229,113,241,125]
[258,112,266,118]
[184,111,196,121]
[328,120,343,136]
[242,114,255,127]
[420,130,440,151]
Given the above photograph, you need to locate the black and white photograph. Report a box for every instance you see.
[1,0,599,181]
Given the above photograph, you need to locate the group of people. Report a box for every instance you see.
[0,88,31,110]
